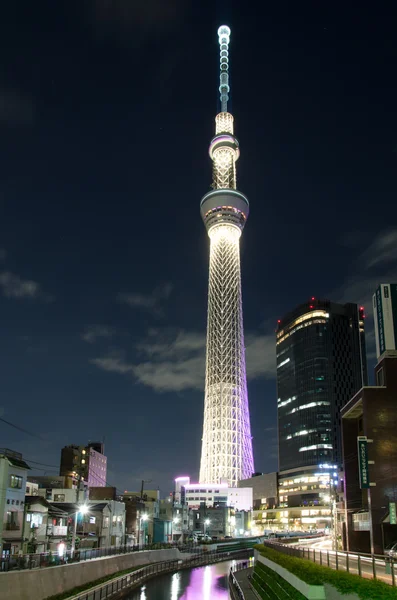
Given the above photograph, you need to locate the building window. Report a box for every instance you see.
[376,367,385,387]
[10,475,22,489]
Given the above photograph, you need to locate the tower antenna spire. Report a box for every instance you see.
[218,25,231,113]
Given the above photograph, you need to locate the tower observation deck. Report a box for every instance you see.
[199,26,254,487]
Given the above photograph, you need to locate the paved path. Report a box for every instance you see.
[234,567,259,599]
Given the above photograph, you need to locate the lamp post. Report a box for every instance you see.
[71,504,88,555]
[138,514,148,548]
[204,518,210,538]
[173,517,180,544]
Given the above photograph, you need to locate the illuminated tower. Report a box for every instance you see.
[199,26,254,487]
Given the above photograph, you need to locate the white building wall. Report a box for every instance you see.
[184,483,252,511]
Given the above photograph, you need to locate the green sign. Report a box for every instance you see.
[357,437,370,489]
[390,503,397,525]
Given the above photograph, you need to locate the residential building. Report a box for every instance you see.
[191,506,235,539]
[373,283,397,359]
[59,442,107,489]
[159,498,190,543]
[89,488,126,546]
[153,519,172,543]
[0,449,30,556]
[276,299,367,512]
[23,496,67,553]
[117,493,146,546]
[341,352,397,554]
[28,475,88,504]
[121,490,160,545]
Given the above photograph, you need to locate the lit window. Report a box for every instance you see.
[10,475,22,489]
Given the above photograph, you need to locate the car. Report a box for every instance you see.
[385,541,397,558]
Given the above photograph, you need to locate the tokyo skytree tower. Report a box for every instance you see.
[199,26,254,487]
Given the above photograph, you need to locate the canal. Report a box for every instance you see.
[125,560,235,599]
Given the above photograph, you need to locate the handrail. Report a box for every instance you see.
[68,548,254,600]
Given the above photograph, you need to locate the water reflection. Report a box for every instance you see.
[125,561,232,599]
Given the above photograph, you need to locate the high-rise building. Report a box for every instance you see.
[199,26,254,487]
[276,299,367,508]
[60,442,107,488]
[373,283,397,359]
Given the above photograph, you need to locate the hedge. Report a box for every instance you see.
[254,545,397,600]
[252,560,306,599]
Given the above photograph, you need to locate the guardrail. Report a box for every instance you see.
[0,542,196,572]
[263,540,396,586]
[68,548,254,600]
[68,560,180,600]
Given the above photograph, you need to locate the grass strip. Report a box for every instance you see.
[252,560,306,600]
[44,564,150,600]
[254,545,397,600]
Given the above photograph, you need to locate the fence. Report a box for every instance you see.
[263,540,396,586]
[0,542,196,572]
[69,560,180,600]
[69,548,254,600]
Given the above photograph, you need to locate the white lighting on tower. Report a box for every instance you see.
[199,25,254,487]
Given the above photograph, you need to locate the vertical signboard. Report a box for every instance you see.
[376,287,385,356]
[390,502,397,525]
[357,436,370,489]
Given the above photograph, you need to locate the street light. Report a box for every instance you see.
[138,514,148,548]
[71,504,89,554]
[204,518,210,537]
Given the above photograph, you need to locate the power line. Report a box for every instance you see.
[0,416,45,440]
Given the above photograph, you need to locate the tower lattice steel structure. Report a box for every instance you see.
[199,26,254,487]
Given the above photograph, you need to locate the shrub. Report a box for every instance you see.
[254,545,397,600]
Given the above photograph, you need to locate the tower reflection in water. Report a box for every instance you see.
[183,565,228,599]
[130,562,231,599]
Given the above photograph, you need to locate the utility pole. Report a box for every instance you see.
[71,447,86,554]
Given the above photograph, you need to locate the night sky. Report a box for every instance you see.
[1,2,397,495]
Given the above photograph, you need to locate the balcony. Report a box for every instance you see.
[353,512,370,531]
[47,525,68,536]
[4,523,20,531]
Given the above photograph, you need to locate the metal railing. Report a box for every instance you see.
[69,560,180,600]
[69,549,254,600]
[263,540,396,586]
[0,542,195,572]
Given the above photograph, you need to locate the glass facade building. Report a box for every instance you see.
[276,299,367,473]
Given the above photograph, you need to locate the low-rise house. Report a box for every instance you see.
[0,449,30,556]
[23,496,67,553]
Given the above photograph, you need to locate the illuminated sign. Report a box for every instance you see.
[357,437,370,489]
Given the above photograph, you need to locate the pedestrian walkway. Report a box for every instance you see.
[233,567,259,599]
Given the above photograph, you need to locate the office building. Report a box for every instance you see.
[277,299,367,474]
[184,481,252,512]
[342,352,397,555]
[238,472,278,510]
[199,26,254,487]
[373,283,397,359]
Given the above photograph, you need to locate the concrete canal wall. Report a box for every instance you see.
[0,548,182,600]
